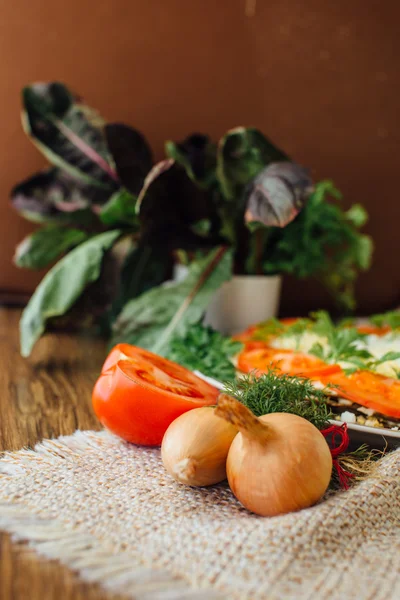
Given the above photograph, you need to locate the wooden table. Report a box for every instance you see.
[0,308,127,600]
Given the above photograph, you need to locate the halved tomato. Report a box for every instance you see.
[92,344,219,446]
[237,347,341,378]
[322,371,400,418]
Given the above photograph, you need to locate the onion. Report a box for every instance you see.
[215,394,332,516]
[161,407,237,486]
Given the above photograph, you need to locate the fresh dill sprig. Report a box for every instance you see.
[223,371,332,430]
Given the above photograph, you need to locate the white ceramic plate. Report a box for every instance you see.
[335,420,400,450]
[194,370,400,449]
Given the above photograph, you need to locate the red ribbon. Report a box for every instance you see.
[320,423,355,490]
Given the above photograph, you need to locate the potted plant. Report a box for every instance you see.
[11,82,373,357]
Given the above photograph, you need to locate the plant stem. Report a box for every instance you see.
[215,394,271,443]
[153,246,228,354]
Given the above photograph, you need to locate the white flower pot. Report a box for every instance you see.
[203,275,282,335]
[173,265,282,335]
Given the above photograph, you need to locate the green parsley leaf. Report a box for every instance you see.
[370,310,400,330]
[168,323,242,381]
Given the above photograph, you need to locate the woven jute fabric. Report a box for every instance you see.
[0,431,399,600]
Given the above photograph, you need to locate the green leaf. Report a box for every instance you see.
[375,351,400,363]
[354,235,373,270]
[345,204,368,228]
[20,230,121,357]
[370,310,400,330]
[165,134,217,189]
[244,162,312,228]
[14,226,88,270]
[107,244,173,325]
[308,342,326,360]
[11,168,108,225]
[22,82,118,188]
[262,180,373,309]
[217,127,288,200]
[99,189,138,227]
[312,180,342,204]
[112,246,232,354]
[308,310,374,368]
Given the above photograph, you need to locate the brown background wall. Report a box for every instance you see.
[0,0,399,314]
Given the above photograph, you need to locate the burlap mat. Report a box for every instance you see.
[0,430,399,600]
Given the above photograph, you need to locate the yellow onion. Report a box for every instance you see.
[215,394,332,516]
[161,406,237,486]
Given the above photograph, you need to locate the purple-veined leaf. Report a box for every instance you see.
[136,159,223,250]
[22,82,118,188]
[11,168,110,225]
[217,127,288,200]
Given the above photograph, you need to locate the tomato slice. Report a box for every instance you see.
[356,324,392,336]
[280,317,302,327]
[232,326,258,343]
[237,347,341,378]
[233,317,304,349]
[323,371,400,418]
[92,344,219,446]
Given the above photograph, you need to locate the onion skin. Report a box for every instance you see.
[161,407,237,487]
[216,395,332,516]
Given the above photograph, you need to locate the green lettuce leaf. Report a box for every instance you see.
[14,226,88,270]
[20,229,121,357]
[111,246,232,354]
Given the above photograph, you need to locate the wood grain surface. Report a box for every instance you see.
[0,308,127,600]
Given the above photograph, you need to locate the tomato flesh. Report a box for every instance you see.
[323,371,400,418]
[237,347,341,378]
[92,344,219,446]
